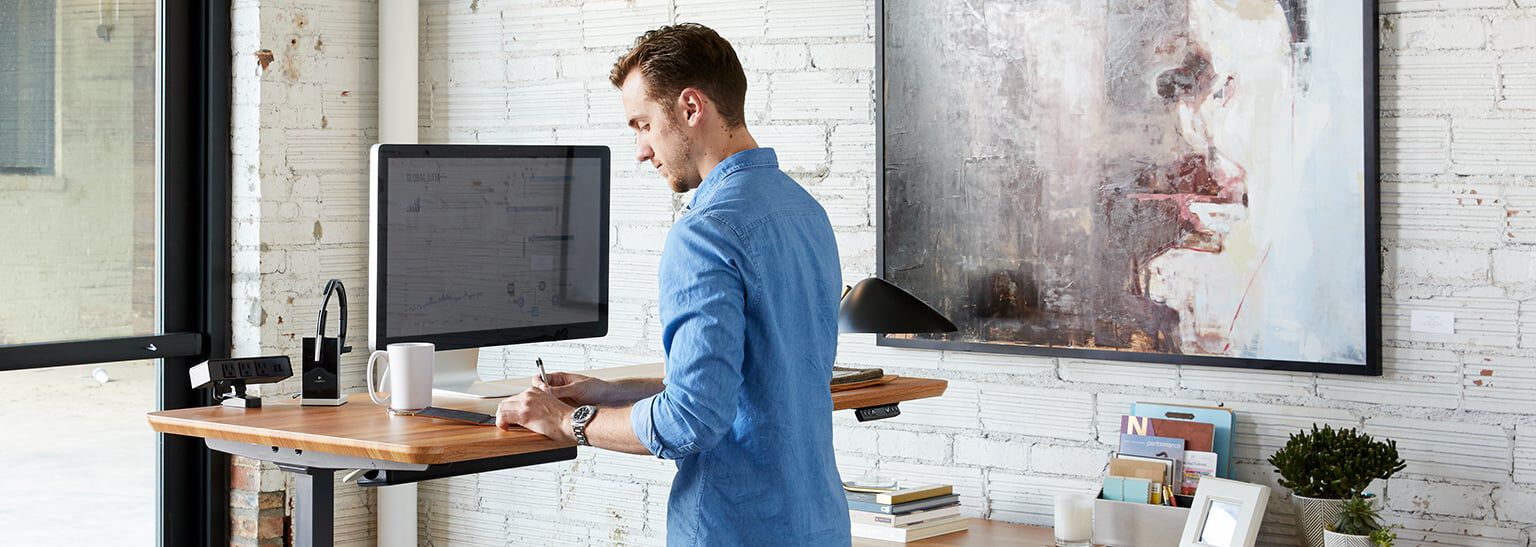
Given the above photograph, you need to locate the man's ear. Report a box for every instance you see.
[677,88,706,128]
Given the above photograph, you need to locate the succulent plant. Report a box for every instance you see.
[1268,424,1407,499]
[1370,526,1397,547]
[1331,495,1383,536]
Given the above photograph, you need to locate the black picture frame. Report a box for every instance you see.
[874,0,1382,376]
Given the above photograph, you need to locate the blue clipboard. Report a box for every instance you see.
[1131,402,1235,480]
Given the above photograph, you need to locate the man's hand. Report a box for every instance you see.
[495,387,575,443]
[533,372,614,405]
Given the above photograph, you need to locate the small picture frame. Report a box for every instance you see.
[1179,477,1271,547]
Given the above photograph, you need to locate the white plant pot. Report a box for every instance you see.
[1292,494,1381,547]
[1291,495,1345,547]
[1323,530,1376,547]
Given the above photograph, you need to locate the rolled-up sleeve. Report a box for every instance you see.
[630,214,749,460]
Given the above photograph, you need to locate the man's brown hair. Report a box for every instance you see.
[610,23,749,128]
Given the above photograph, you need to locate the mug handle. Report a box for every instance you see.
[366,350,391,405]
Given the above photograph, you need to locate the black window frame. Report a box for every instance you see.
[0,2,231,546]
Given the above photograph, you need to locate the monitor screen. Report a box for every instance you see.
[373,145,608,350]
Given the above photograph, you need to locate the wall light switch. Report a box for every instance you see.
[1410,310,1455,334]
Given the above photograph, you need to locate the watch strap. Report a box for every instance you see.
[572,405,597,446]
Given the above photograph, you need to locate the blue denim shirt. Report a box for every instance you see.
[630,148,850,546]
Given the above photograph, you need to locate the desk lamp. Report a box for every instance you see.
[839,277,958,335]
[837,277,956,490]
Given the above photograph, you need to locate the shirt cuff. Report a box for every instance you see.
[630,394,664,458]
[629,391,697,460]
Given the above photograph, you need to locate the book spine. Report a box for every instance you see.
[849,505,961,527]
[846,499,897,514]
[847,495,960,514]
[849,523,906,542]
[877,485,953,504]
[851,515,969,542]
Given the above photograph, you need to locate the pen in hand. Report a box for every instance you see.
[535,357,549,387]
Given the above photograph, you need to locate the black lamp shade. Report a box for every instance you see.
[839,277,958,334]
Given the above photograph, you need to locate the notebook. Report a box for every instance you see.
[1132,402,1235,479]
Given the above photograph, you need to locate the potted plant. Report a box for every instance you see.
[1268,425,1406,547]
[1323,495,1395,547]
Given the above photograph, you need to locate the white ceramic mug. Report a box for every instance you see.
[366,342,434,414]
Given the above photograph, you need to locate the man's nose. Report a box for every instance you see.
[635,140,653,164]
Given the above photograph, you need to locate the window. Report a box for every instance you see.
[1,0,156,345]
[0,0,56,175]
[0,2,231,546]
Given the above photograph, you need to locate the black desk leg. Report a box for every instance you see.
[289,467,334,547]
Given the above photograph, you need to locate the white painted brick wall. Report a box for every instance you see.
[1381,120,1452,174]
[1452,118,1536,175]
[1515,423,1536,485]
[1495,54,1536,108]
[1317,347,1462,409]
[1181,367,1317,397]
[232,0,1536,545]
[977,385,1094,442]
[1396,516,1525,547]
[952,435,1027,470]
[877,428,952,463]
[1029,444,1110,478]
[1493,18,1536,50]
[231,0,378,544]
[1230,403,1358,463]
[986,472,1097,525]
[1381,52,1498,112]
[1385,479,1494,519]
[1060,359,1180,389]
[1494,485,1536,524]
[1365,417,1512,483]
[1384,15,1488,50]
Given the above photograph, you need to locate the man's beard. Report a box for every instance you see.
[661,118,698,194]
[666,164,692,194]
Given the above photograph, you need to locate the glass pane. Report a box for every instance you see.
[0,360,157,544]
[0,0,159,345]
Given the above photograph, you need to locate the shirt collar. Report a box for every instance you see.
[687,148,778,211]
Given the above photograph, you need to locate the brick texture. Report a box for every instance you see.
[230,0,378,545]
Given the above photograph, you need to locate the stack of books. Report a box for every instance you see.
[846,483,968,543]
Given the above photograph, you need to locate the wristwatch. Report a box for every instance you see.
[571,405,598,447]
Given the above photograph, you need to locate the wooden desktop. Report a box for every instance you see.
[852,518,1055,546]
[148,363,948,464]
[147,363,948,546]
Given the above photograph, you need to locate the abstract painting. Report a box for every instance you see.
[878,0,1379,373]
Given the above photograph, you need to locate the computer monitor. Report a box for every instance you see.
[369,144,609,397]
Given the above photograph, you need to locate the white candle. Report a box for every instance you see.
[1053,493,1094,545]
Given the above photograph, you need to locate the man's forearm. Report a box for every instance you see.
[583,404,651,455]
[593,377,666,406]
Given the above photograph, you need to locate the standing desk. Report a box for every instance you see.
[146,363,948,546]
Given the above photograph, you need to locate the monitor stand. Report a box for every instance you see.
[432,348,517,398]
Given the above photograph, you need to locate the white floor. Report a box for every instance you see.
[0,361,156,545]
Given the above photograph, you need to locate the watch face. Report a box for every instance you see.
[572,405,594,423]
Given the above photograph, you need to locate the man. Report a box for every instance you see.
[492,23,850,545]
